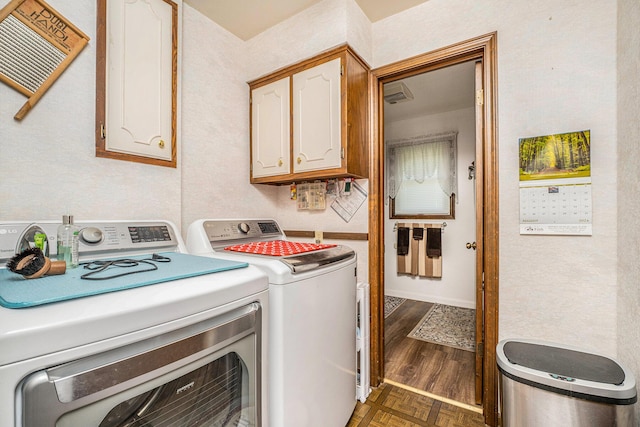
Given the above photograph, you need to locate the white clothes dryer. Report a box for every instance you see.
[0,220,269,426]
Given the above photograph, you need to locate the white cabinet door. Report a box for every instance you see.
[292,58,342,173]
[105,0,175,161]
[251,77,290,178]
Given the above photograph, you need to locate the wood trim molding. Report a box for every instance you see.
[368,67,385,389]
[390,193,456,219]
[248,43,370,88]
[283,230,368,241]
[369,32,499,426]
[481,33,500,427]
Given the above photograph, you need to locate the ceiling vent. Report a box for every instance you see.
[384,81,414,104]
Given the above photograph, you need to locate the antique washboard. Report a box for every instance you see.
[0,0,89,120]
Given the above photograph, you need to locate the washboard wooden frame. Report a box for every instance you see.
[0,0,89,120]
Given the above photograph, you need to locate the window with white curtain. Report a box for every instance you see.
[386,132,457,219]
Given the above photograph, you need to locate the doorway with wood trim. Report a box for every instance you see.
[382,58,479,410]
[367,33,499,427]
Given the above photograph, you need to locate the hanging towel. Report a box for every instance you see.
[419,224,442,278]
[397,224,442,278]
[397,224,411,275]
[397,227,410,256]
[426,227,442,258]
[410,223,421,275]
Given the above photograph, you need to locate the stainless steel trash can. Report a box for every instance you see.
[497,339,637,427]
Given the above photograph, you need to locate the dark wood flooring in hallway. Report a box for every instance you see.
[384,299,478,406]
[347,298,487,426]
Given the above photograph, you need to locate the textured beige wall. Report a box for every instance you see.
[245,0,372,81]
[617,0,640,421]
[180,5,280,233]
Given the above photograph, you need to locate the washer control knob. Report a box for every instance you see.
[237,223,250,234]
[80,227,103,244]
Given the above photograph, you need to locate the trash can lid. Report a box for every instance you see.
[497,339,637,404]
[503,340,625,385]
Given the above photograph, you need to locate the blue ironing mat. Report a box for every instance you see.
[0,252,248,309]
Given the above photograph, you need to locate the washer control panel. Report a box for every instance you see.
[201,219,283,247]
[0,220,180,265]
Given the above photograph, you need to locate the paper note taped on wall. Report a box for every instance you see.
[331,181,367,223]
[0,0,89,120]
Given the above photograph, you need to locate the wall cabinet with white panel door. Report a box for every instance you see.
[249,45,370,184]
[292,57,341,173]
[96,0,179,168]
[251,77,290,178]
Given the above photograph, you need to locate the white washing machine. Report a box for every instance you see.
[0,219,269,426]
[187,219,357,427]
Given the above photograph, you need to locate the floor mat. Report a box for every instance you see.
[384,296,406,318]
[408,303,476,351]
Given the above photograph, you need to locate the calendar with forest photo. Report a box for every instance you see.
[519,130,592,235]
[519,130,591,181]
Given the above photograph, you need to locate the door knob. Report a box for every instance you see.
[466,242,477,250]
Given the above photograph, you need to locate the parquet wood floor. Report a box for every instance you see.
[346,383,486,427]
[384,299,478,406]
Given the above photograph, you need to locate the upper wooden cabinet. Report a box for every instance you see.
[292,57,342,174]
[251,77,291,178]
[249,45,370,184]
[96,0,178,167]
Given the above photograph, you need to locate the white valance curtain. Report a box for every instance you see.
[386,132,458,202]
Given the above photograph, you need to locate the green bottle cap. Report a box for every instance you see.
[34,233,46,250]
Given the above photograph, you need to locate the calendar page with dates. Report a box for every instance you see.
[519,130,592,235]
[519,178,592,235]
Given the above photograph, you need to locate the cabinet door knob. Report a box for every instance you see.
[278,159,283,167]
[297,157,302,164]
[158,140,165,149]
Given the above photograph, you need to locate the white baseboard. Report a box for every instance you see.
[384,289,475,309]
